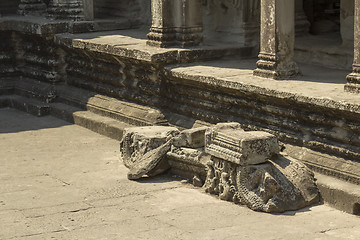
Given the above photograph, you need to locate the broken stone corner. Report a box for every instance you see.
[119,122,320,213]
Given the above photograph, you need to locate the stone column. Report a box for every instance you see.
[254,0,300,79]
[147,0,177,47]
[147,0,203,48]
[18,0,47,16]
[48,0,94,21]
[173,0,203,47]
[345,0,360,93]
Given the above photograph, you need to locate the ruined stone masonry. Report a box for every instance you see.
[120,123,320,213]
[0,0,359,215]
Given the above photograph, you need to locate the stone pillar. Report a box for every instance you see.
[173,0,203,47]
[254,0,300,79]
[345,0,360,93]
[147,0,177,47]
[295,0,310,36]
[48,0,94,21]
[18,0,47,16]
[147,0,203,48]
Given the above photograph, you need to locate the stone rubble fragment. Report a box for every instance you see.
[120,122,320,213]
[205,128,279,166]
[127,139,173,180]
[173,126,209,148]
[203,124,319,212]
[120,126,179,168]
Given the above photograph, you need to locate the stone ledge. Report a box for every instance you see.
[0,15,132,38]
[165,61,360,115]
[54,29,255,65]
[316,173,360,215]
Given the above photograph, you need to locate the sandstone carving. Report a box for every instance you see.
[205,127,279,165]
[173,126,209,148]
[204,155,319,212]
[120,126,179,168]
[120,122,320,213]
[127,139,173,180]
[203,125,319,212]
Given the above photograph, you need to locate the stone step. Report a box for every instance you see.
[50,102,133,141]
[72,110,133,141]
[56,84,168,127]
[49,102,83,124]
[316,173,360,215]
[0,78,15,95]
[0,95,50,117]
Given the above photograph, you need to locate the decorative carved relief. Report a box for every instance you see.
[204,155,320,213]
[120,123,319,213]
[203,124,319,213]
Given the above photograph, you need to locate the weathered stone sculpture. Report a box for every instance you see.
[18,0,47,16]
[120,122,319,213]
[204,124,319,212]
[120,126,180,179]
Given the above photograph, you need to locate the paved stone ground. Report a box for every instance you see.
[1,108,359,240]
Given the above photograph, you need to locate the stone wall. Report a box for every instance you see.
[65,49,162,107]
[13,33,65,84]
[0,32,17,77]
[0,0,20,15]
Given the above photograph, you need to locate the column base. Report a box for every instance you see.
[254,54,301,79]
[147,27,203,48]
[345,70,360,93]
[47,1,85,20]
[147,28,177,48]
[18,3,47,16]
[175,27,203,48]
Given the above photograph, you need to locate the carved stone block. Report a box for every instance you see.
[127,140,173,180]
[203,155,319,212]
[120,126,179,169]
[205,128,279,166]
[173,126,209,148]
[203,123,319,212]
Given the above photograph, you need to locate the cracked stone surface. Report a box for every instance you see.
[1,108,360,240]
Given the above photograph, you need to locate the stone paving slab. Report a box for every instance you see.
[0,108,359,240]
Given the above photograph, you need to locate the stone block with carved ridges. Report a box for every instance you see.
[205,128,279,166]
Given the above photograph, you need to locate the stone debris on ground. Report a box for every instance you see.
[120,122,320,213]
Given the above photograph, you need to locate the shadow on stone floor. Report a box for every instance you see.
[0,108,71,134]
[132,172,183,184]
